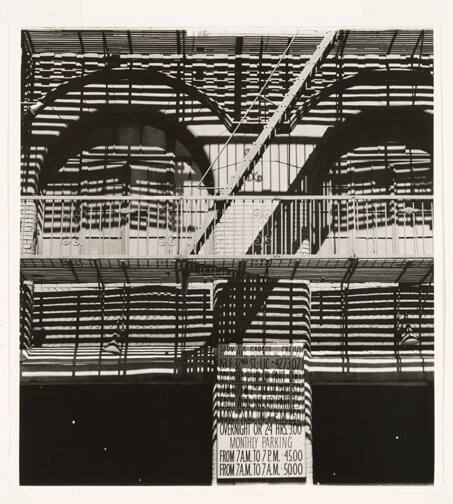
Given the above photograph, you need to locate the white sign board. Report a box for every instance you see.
[216,344,305,480]
[217,421,306,479]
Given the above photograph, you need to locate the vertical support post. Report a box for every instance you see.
[72,292,80,376]
[175,280,179,363]
[20,198,39,254]
[351,196,357,256]
[304,380,314,484]
[393,284,402,372]
[234,36,244,122]
[212,380,218,486]
[20,280,34,350]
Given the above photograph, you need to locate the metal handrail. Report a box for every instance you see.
[21,194,434,259]
[21,194,434,201]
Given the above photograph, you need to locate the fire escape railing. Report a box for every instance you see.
[187,31,340,255]
[20,195,433,259]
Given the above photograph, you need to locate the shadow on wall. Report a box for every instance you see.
[30,284,212,345]
[20,284,214,378]
[310,283,434,372]
[212,277,311,345]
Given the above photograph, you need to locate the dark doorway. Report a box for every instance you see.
[20,383,213,485]
[312,383,434,485]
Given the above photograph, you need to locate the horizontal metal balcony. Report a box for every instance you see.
[20,195,433,284]
[21,195,433,258]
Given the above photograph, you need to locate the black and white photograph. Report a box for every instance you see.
[15,25,438,488]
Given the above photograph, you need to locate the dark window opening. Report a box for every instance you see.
[20,384,213,485]
[312,383,434,485]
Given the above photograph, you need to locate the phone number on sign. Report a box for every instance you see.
[218,356,303,370]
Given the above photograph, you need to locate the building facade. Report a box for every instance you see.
[19,29,434,485]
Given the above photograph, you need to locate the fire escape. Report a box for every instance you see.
[19,29,434,381]
[20,29,433,285]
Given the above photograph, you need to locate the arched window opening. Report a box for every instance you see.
[37,121,210,257]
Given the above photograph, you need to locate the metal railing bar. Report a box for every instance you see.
[19,253,434,260]
[22,194,434,201]
[23,194,434,260]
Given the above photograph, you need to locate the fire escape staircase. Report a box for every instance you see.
[187,31,339,257]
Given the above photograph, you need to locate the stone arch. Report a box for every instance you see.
[24,68,233,131]
[306,106,433,193]
[292,68,433,127]
[39,105,215,192]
